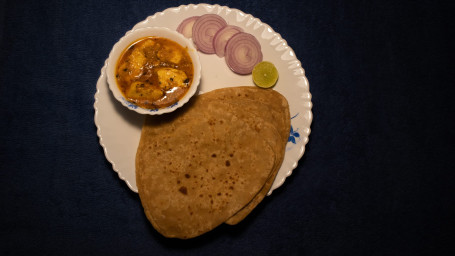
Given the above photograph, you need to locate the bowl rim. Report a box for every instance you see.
[106,26,201,115]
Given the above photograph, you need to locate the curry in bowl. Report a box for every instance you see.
[106,27,201,115]
[116,37,194,109]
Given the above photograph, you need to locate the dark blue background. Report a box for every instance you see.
[1,0,453,255]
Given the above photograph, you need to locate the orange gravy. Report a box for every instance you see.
[116,37,194,109]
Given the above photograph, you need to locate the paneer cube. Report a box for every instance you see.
[126,81,163,101]
[156,68,189,90]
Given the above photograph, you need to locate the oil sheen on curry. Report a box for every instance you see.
[116,37,194,109]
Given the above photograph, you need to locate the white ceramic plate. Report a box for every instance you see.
[94,4,313,195]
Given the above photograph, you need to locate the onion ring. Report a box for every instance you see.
[213,25,244,57]
[225,32,263,75]
[176,16,199,38]
[192,14,227,54]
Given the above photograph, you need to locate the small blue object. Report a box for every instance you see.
[288,125,300,144]
[288,113,300,144]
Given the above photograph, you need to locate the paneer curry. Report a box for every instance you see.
[115,37,194,109]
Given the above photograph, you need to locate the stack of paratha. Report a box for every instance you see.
[136,86,290,239]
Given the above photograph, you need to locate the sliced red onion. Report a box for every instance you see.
[225,32,263,75]
[176,16,199,38]
[192,14,227,54]
[213,25,244,57]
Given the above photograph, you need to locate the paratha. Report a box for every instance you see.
[136,97,276,238]
[136,86,290,238]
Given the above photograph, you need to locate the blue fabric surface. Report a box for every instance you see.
[1,0,453,255]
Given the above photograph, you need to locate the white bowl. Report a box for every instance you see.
[106,27,201,115]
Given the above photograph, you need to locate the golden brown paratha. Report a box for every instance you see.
[136,97,276,239]
[136,86,290,238]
